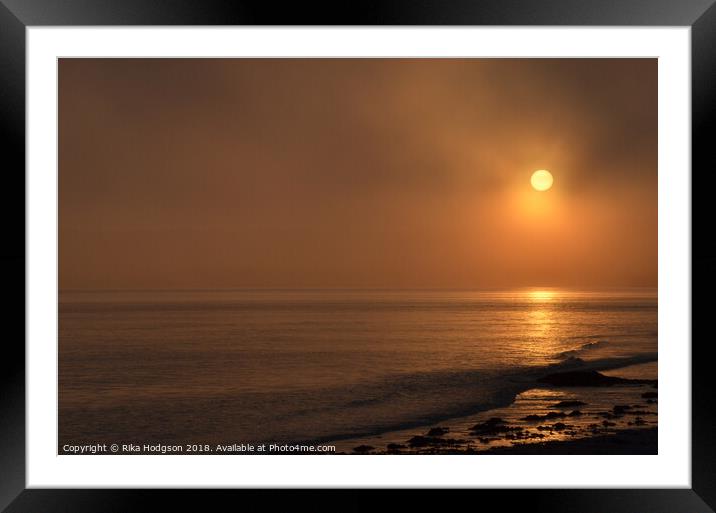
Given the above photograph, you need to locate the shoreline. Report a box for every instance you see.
[334,361,658,455]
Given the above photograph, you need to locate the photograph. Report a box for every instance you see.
[58,57,658,456]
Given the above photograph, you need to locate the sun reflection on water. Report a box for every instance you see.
[520,289,562,361]
[527,289,557,302]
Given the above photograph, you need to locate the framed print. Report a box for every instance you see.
[1,0,713,511]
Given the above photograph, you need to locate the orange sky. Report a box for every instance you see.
[59,58,657,290]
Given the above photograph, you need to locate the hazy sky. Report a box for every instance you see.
[59,58,657,290]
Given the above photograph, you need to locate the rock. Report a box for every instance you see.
[407,435,464,448]
[551,400,587,408]
[353,445,375,453]
[568,410,583,417]
[552,422,568,431]
[538,370,657,387]
[407,436,434,448]
[470,418,520,435]
[642,392,658,399]
[602,420,616,427]
[386,443,406,451]
[521,411,566,421]
[439,438,465,447]
[545,411,567,419]
[426,427,449,437]
[613,404,632,414]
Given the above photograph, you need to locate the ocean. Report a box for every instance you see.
[58,289,657,449]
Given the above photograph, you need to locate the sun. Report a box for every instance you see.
[531,170,553,192]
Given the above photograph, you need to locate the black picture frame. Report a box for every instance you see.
[1,1,712,511]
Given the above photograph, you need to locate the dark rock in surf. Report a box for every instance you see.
[427,427,449,437]
[612,404,632,414]
[538,370,657,387]
[470,418,515,435]
[407,436,432,448]
[521,411,566,422]
[407,435,464,448]
[551,400,587,408]
[545,411,567,419]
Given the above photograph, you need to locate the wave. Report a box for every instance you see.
[557,339,608,359]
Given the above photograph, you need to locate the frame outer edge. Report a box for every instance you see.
[2,0,713,510]
[0,0,27,511]
[692,1,716,510]
[1,0,716,26]
[0,489,715,513]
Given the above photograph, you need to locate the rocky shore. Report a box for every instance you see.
[343,368,658,455]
